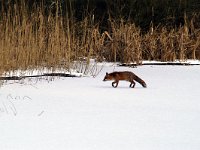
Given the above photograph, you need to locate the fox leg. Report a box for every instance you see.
[112,80,119,88]
[129,80,135,88]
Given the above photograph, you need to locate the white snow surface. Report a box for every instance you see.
[0,63,200,150]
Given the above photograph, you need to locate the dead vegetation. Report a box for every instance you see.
[0,1,200,76]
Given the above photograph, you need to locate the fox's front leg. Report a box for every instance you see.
[112,80,119,88]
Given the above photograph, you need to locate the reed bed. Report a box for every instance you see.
[0,2,200,76]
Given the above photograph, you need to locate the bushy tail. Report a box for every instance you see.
[135,76,147,88]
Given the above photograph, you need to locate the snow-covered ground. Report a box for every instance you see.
[0,63,200,150]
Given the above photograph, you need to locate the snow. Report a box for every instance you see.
[0,63,200,150]
[142,59,200,64]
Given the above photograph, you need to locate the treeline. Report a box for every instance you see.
[1,0,200,30]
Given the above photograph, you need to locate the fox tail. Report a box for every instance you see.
[135,76,147,88]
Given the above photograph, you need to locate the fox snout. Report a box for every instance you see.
[103,72,109,81]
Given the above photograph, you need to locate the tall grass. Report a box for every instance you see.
[0,1,200,76]
[103,18,200,63]
[0,1,107,75]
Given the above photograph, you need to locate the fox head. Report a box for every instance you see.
[103,72,113,81]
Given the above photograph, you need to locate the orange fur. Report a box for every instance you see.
[103,71,147,88]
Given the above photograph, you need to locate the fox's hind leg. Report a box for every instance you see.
[112,80,119,88]
[129,80,135,88]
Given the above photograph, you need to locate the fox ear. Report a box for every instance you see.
[106,72,108,75]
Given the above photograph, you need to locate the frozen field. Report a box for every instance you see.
[0,63,200,150]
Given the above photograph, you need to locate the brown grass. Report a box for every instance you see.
[0,2,200,76]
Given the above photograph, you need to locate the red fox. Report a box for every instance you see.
[103,71,147,88]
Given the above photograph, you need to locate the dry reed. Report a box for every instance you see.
[0,2,200,76]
